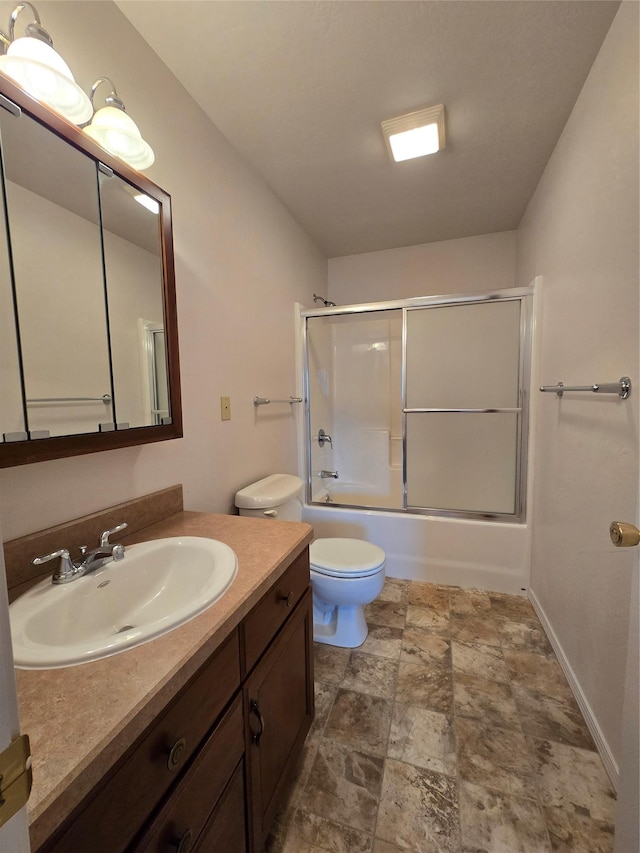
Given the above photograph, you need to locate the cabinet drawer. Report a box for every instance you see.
[241,548,310,673]
[42,630,241,853]
[135,694,245,852]
[193,761,247,853]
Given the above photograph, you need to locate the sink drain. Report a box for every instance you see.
[116,625,135,633]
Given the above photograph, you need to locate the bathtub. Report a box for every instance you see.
[303,499,530,595]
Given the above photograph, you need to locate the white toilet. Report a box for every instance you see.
[235,474,386,648]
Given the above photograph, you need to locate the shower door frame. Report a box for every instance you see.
[301,285,533,522]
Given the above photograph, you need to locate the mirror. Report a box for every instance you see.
[0,104,113,439]
[99,171,166,429]
[0,74,182,466]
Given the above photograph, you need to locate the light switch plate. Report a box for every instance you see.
[220,396,231,421]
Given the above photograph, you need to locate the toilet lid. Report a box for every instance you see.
[310,538,385,578]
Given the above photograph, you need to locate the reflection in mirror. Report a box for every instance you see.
[98,172,168,429]
[0,105,113,437]
[0,139,25,441]
[140,321,169,425]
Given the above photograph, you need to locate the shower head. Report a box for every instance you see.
[313,293,336,307]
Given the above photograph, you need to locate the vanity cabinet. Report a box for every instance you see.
[35,547,313,853]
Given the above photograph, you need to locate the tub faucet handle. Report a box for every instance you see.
[317,428,333,448]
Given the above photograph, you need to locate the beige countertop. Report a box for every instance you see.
[16,511,313,851]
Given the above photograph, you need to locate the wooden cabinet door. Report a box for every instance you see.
[244,588,314,851]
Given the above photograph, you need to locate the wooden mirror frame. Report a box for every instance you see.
[0,73,182,468]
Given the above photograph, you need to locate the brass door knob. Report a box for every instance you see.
[610,521,640,547]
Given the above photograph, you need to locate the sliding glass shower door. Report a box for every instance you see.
[306,309,404,509]
[404,299,524,515]
[304,290,531,520]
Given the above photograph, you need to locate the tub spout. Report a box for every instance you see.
[320,470,339,479]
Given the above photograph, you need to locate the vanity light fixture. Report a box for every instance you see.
[381,104,446,162]
[0,2,92,124]
[83,77,154,171]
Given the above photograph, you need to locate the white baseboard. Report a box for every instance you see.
[528,588,619,791]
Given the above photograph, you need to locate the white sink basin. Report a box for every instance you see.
[10,537,238,669]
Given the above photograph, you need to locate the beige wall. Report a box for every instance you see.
[328,230,517,304]
[0,0,327,539]
[517,1,639,777]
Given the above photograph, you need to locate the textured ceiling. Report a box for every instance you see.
[117,0,620,257]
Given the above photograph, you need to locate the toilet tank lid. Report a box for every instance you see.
[235,474,303,509]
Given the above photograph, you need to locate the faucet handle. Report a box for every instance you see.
[32,548,70,565]
[99,522,128,548]
[317,428,333,448]
[32,549,78,584]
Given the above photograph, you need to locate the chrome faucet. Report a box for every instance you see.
[32,523,128,584]
[319,470,339,479]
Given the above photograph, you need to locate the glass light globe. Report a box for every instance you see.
[83,105,155,170]
[0,36,93,124]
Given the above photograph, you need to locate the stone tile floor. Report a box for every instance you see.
[265,579,616,853]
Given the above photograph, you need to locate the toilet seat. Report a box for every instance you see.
[310,538,385,579]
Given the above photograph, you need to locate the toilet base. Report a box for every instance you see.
[312,600,369,648]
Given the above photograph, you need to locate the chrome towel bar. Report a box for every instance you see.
[539,377,631,398]
[253,396,303,406]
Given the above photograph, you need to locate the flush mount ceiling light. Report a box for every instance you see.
[83,77,155,171]
[381,104,446,163]
[0,2,93,124]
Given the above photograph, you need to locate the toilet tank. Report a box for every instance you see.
[235,474,303,522]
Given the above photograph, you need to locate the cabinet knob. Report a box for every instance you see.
[278,591,293,608]
[172,828,193,853]
[166,737,187,771]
